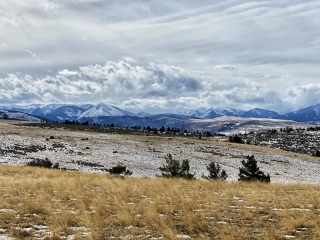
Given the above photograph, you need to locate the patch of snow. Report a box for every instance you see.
[217,221,227,224]
[0,209,16,213]
[69,226,87,231]
[284,235,296,239]
[0,236,14,240]
[289,208,310,211]
[176,235,191,239]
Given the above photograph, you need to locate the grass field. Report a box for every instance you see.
[0,164,320,239]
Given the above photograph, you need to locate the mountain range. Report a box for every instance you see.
[1,103,320,132]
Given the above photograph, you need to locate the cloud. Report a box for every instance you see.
[25,50,37,58]
[58,69,81,77]
[0,59,290,112]
[283,84,320,110]
[214,65,236,70]
[0,60,203,107]
[0,1,320,112]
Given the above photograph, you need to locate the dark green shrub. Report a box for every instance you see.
[27,157,53,168]
[108,164,133,176]
[228,134,244,144]
[238,155,270,182]
[159,154,195,179]
[203,162,227,180]
[180,159,195,179]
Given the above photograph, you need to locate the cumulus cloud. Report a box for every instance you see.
[0,60,202,107]
[1,1,320,112]
[0,59,302,113]
[58,69,81,78]
[283,84,320,110]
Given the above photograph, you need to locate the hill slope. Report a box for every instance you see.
[185,116,312,135]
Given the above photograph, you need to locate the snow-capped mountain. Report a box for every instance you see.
[3,102,320,125]
[0,104,42,114]
[28,104,93,121]
[0,104,94,122]
[30,104,66,116]
[78,103,136,119]
[0,110,44,122]
[240,108,281,119]
[78,113,192,129]
[200,107,244,118]
[181,107,244,118]
[136,112,152,117]
[282,104,320,122]
[39,106,90,121]
[181,108,207,118]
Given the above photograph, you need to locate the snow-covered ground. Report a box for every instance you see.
[0,121,319,184]
[186,116,313,135]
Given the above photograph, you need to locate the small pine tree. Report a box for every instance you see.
[159,154,181,177]
[203,162,228,180]
[229,134,244,144]
[238,155,270,182]
[180,159,195,179]
[159,154,194,179]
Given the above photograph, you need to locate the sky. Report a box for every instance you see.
[1,0,320,113]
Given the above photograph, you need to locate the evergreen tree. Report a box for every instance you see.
[229,134,244,144]
[180,159,195,179]
[238,155,270,182]
[203,162,228,180]
[159,154,194,179]
[159,154,181,177]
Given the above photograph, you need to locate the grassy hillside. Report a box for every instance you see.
[0,164,319,239]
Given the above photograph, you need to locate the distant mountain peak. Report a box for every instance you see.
[79,103,135,119]
[181,107,244,119]
[3,102,320,124]
[240,108,281,119]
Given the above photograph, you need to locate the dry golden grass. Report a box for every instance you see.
[0,164,319,239]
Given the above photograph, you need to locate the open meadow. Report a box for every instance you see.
[0,120,320,239]
[0,165,320,240]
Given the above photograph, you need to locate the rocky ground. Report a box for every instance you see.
[0,120,320,184]
[240,128,320,156]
